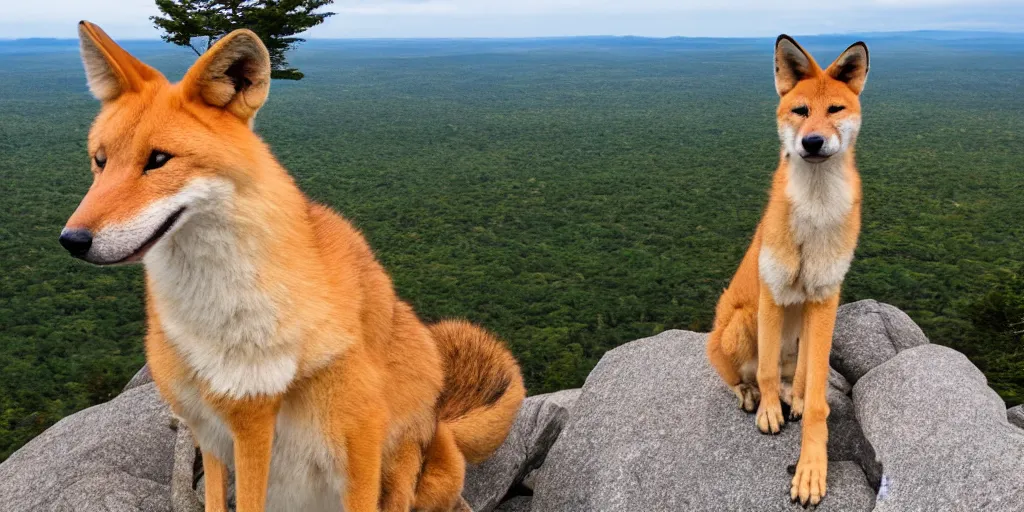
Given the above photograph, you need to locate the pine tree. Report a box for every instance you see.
[151,0,334,80]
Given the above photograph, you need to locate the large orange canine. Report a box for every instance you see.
[706,35,869,506]
[61,21,525,512]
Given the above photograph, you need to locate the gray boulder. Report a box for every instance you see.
[0,383,176,512]
[830,300,929,384]
[170,425,204,512]
[123,364,154,392]
[827,384,882,488]
[855,344,1024,511]
[531,330,877,512]
[829,368,853,395]
[464,388,581,512]
[1008,405,1024,430]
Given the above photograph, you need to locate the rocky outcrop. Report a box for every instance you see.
[463,389,580,512]
[529,330,877,511]
[855,344,1024,510]
[830,299,930,384]
[0,383,176,512]
[1009,405,1024,430]
[123,364,154,392]
[1,300,1021,511]
[526,301,1022,511]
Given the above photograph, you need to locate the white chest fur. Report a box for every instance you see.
[145,178,339,510]
[759,160,855,306]
[144,178,299,399]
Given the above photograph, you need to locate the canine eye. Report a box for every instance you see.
[791,106,809,117]
[828,105,846,114]
[94,150,107,170]
[144,150,172,173]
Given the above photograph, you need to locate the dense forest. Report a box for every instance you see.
[1,33,1023,460]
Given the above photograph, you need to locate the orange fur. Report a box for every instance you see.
[65,22,525,512]
[431,320,527,464]
[706,35,869,506]
[202,449,229,512]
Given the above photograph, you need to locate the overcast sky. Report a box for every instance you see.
[1,0,1023,39]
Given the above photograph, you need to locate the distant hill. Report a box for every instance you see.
[3,30,1023,57]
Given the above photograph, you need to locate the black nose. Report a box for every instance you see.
[802,135,826,155]
[59,229,93,258]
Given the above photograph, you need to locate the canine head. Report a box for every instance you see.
[60,22,272,265]
[774,35,869,164]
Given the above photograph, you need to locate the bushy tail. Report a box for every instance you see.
[429,320,526,464]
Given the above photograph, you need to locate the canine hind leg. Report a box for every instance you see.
[413,423,466,512]
[379,437,423,512]
[707,307,759,412]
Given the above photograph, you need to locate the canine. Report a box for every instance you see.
[705,35,869,506]
[61,22,525,512]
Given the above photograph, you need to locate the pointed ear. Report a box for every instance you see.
[826,42,869,95]
[78,21,165,101]
[181,29,271,123]
[774,34,819,97]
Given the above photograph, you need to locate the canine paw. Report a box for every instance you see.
[780,381,793,406]
[791,451,828,506]
[789,395,804,421]
[732,383,761,413]
[452,497,474,512]
[755,396,785,434]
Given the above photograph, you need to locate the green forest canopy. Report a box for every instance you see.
[1,33,1023,460]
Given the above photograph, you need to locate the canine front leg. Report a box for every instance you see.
[201,448,229,512]
[791,294,839,505]
[226,398,280,512]
[755,287,786,434]
[344,422,385,512]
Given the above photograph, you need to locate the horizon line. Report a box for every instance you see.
[2,28,1023,43]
